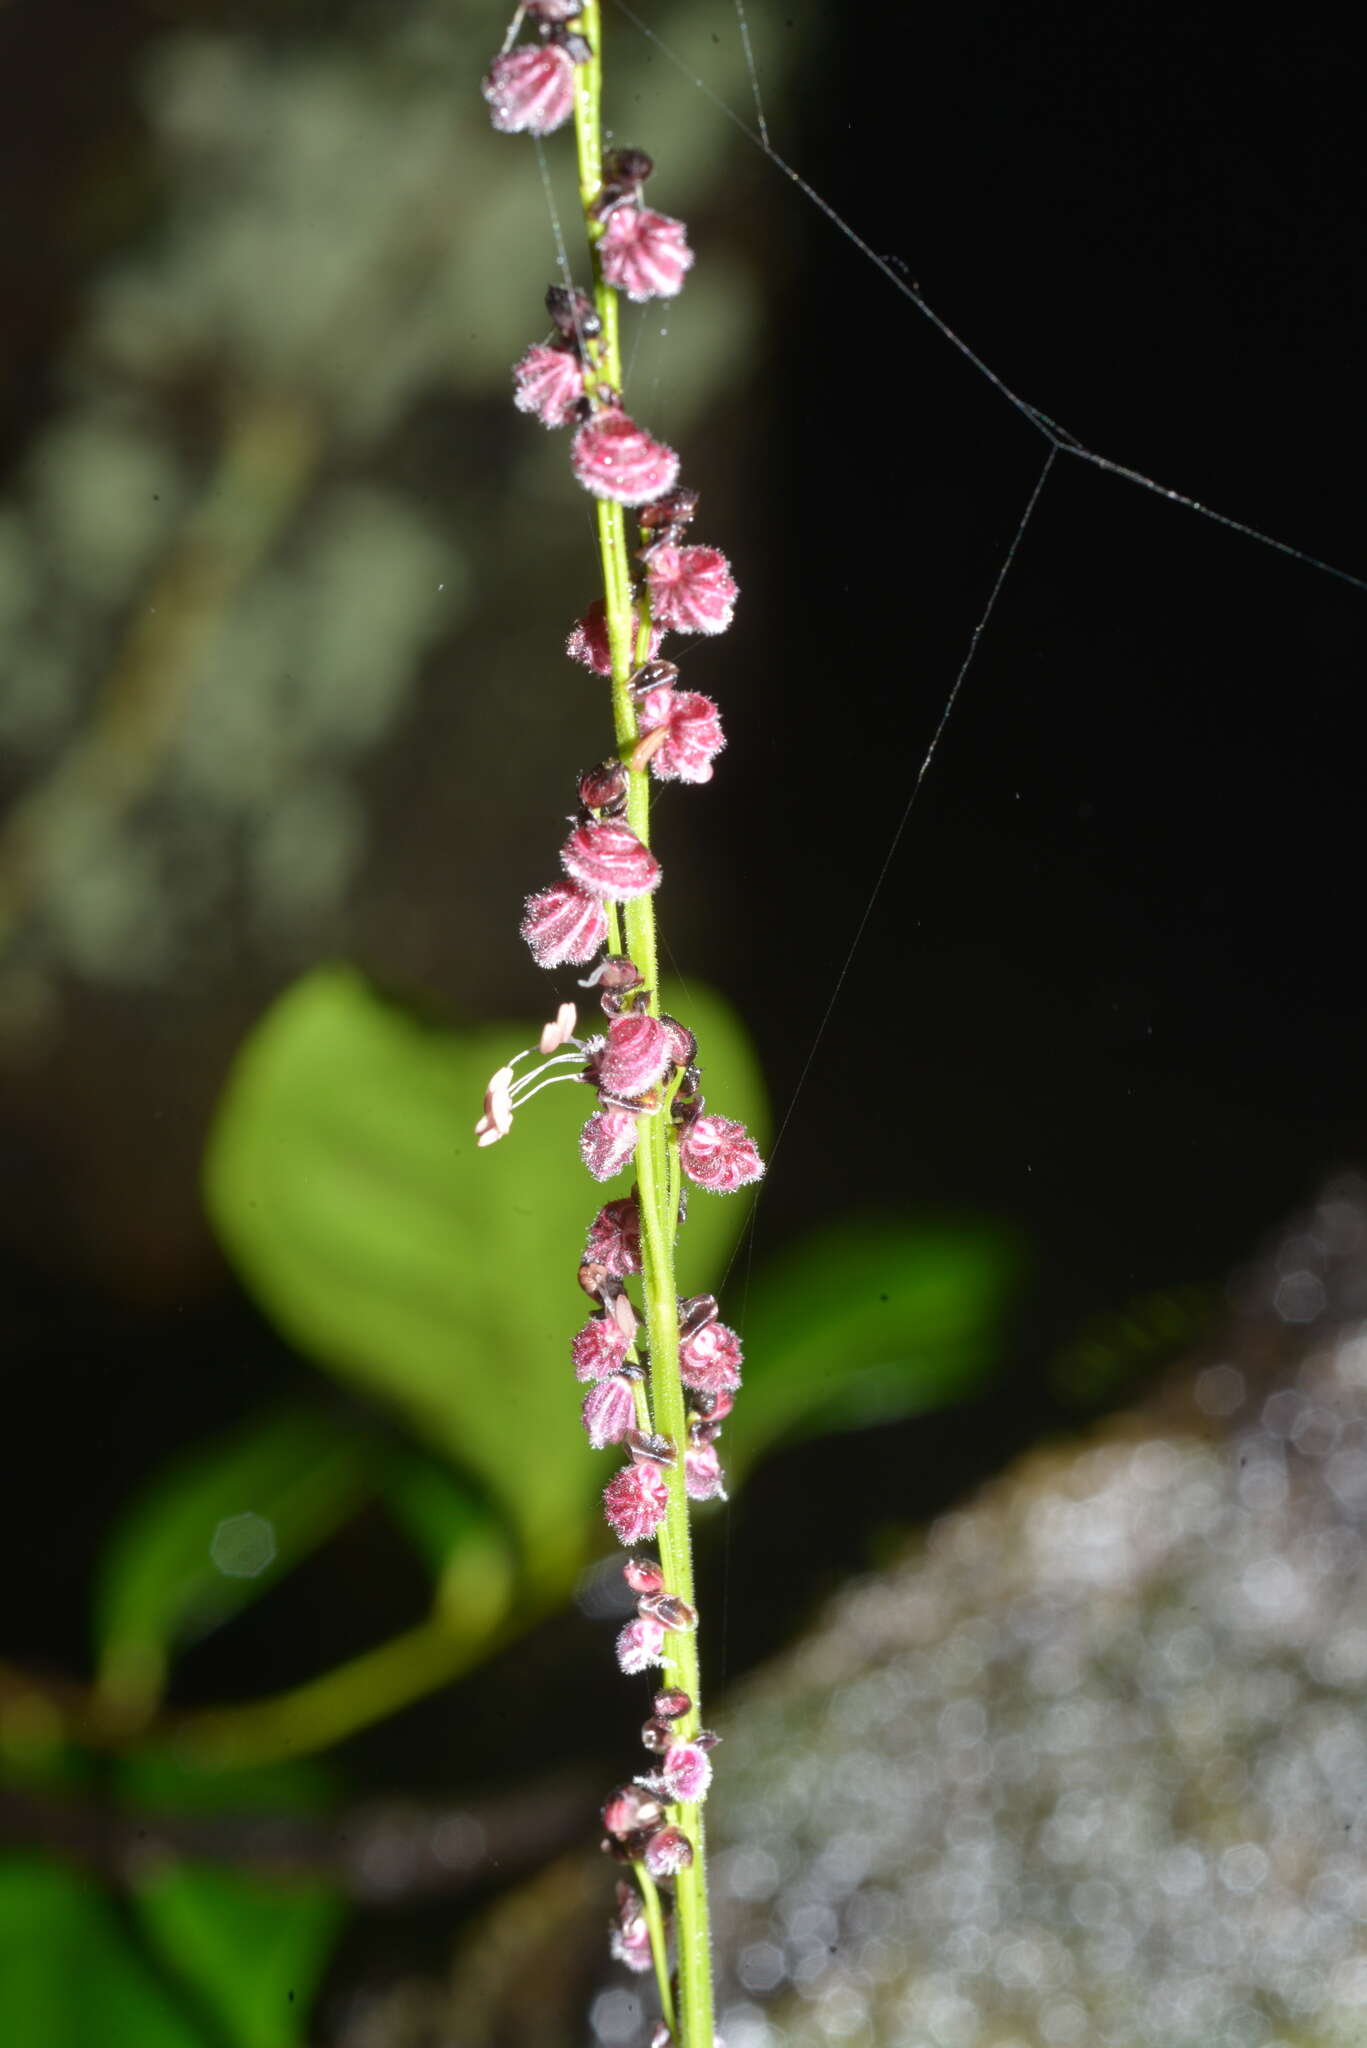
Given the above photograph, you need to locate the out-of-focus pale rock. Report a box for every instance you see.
[708,1176,1367,2048]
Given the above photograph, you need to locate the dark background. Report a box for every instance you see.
[2,0,1364,2029]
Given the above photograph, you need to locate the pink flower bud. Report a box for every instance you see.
[511,341,585,427]
[643,1825,693,1879]
[660,1739,712,1803]
[623,1555,664,1595]
[482,44,576,136]
[603,1782,665,1840]
[598,1013,671,1097]
[585,1197,642,1276]
[572,1312,630,1382]
[609,1884,654,1973]
[646,545,737,636]
[562,820,661,901]
[685,1441,727,1502]
[678,1317,743,1395]
[566,598,663,676]
[641,1716,672,1753]
[572,411,680,507]
[604,1460,669,1545]
[521,880,608,969]
[637,688,726,785]
[581,1107,640,1181]
[583,1373,636,1449]
[679,1114,765,1193]
[653,1687,692,1721]
[598,204,695,302]
[578,760,629,814]
[615,1613,668,1674]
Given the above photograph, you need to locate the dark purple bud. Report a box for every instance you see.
[694,1728,722,1751]
[659,1014,697,1068]
[678,1293,718,1339]
[552,30,592,64]
[639,488,700,535]
[623,1555,664,1595]
[584,1197,642,1276]
[628,1428,676,1468]
[628,657,679,698]
[546,283,600,341]
[638,1590,698,1633]
[643,1825,693,1879]
[605,146,655,185]
[641,1717,673,1754]
[652,1687,692,1721]
[579,759,629,815]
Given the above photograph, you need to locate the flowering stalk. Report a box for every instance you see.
[481,7,758,2043]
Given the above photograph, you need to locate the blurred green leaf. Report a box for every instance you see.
[381,1448,517,1629]
[95,1408,373,1718]
[723,1218,1020,1478]
[0,1859,205,2048]
[204,966,765,1590]
[133,1865,341,2048]
[117,1752,342,2048]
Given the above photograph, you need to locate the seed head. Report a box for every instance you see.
[678,1317,742,1395]
[583,1373,636,1448]
[482,44,577,136]
[585,1197,642,1276]
[512,341,585,427]
[521,880,608,969]
[572,410,681,506]
[646,545,737,636]
[562,819,661,901]
[598,204,695,302]
[679,1114,765,1193]
[604,1459,669,1545]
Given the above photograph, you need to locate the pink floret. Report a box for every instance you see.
[679,1114,765,1193]
[604,1460,669,1545]
[638,688,726,785]
[646,545,737,636]
[572,410,680,507]
[512,341,584,427]
[482,44,576,137]
[599,205,695,303]
[520,880,608,969]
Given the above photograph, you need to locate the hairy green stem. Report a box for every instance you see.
[633,1859,679,2039]
[573,9,715,2043]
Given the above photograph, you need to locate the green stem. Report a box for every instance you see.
[572,11,715,2044]
[633,1860,678,2040]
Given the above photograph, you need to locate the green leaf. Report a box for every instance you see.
[95,1407,373,1718]
[723,1217,1020,1479]
[0,1858,206,2048]
[117,1752,343,2048]
[133,1864,342,2048]
[203,966,765,1590]
[381,1447,516,1630]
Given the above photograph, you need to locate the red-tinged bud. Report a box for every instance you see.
[585,1197,642,1276]
[511,341,585,427]
[578,759,629,814]
[643,1825,693,1879]
[581,1107,640,1181]
[604,1460,668,1544]
[637,688,726,785]
[628,658,680,697]
[659,1015,697,1068]
[653,1687,691,1720]
[526,0,583,22]
[616,1613,668,1674]
[604,145,655,187]
[678,1317,743,1395]
[661,1739,713,1803]
[598,1013,670,1096]
[641,1717,673,1753]
[685,1441,727,1502]
[581,954,644,996]
[603,1781,665,1839]
[623,1555,664,1595]
[572,1313,629,1382]
[679,1114,765,1193]
[583,1373,636,1449]
[639,1590,698,1632]
[628,1428,676,1468]
[694,1728,722,1751]
[482,44,576,136]
[598,205,695,302]
[521,880,608,969]
[561,819,661,901]
[572,410,680,507]
[646,544,738,636]
[566,598,663,677]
